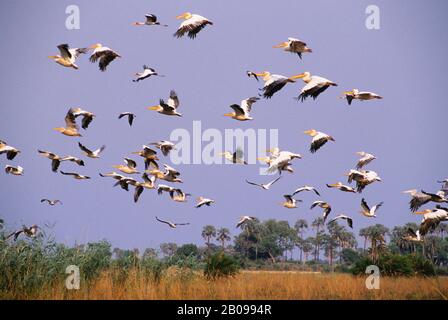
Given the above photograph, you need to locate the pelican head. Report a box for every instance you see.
[304,129,318,137]
[253,71,271,80]
[89,43,102,49]
[415,209,432,215]
[273,41,289,48]
[176,12,192,20]
[289,72,310,81]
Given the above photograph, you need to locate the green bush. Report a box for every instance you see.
[204,252,240,280]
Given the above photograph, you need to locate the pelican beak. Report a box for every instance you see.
[176,13,186,19]
[343,91,354,95]
[414,210,427,215]
[289,73,306,80]
[48,56,57,59]
[89,44,98,49]
[273,42,288,48]
[53,128,63,132]
[254,72,266,77]
[223,113,234,117]
[147,106,160,111]
[304,129,314,136]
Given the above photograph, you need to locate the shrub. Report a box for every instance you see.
[204,252,240,280]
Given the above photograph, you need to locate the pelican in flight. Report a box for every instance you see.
[41,199,62,206]
[60,171,90,180]
[150,140,176,156]
[78,143,105,159]
[118,112,136,126]
[311,201,332,222]
[267,150,302,174]
[133,14,168,26]
[245,176,281,190]
[356,151,376,170]
[304,129,335,153]
[328,214,353,228]
[273,37,312,59]
[6,225,39,241]
[282,195,302,209]
[0,140,20,160]
[341,89,382,105]
[326,182,356,193]
[249,71,303,99]
[89,43,121,71]
[48,44,88,69]
[236,216,257,228]
[100,172,136,191]
[53,108,82,137]
[72,108,95,129]
[403,228,423,242]
[38,150,84,172]
[403,189,448,212]
[196,197,215,208]
[295,72,337,102]
[415,206,448,235]
[346,169,382,193]
[133,65,163,82]
[360,198,383,218]
[224,97,260,121]
[5,165,23,176]
[133,146,159,169]
[133,174,157,203]
[174,12,213,39]
[220,148,247,165]
[155,216,190,229]
[147,90,181,116]
[113,158,139,174]
[169,188,191,202]
[149,164,182,183]
[293,186,320,196]
[157,184,176,195]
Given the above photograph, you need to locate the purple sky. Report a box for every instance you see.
[1,0,447,252]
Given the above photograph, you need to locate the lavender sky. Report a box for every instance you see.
[1,0,447,252]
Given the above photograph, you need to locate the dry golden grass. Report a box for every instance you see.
[7,269,448,300]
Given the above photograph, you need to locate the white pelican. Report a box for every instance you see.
[170,188,191,202]
[133,14,168,27]
[60,171,90,180]
[41,199,62,206]
[245,176,281,190]
[6,225,39,241]
[304,129,335,153]
[220,148,247,165]
[328,214,353,228]
[72,108,95,130]
[157,184,176,195]
[236,216,257,228]
[402,228,423,242]
[356,151,376,170]
[118,112,136,126]
[249,71,304,99]
[147,90,181,117]
[0,140,20,160]
[133,65,163,82]
[54,108,82,137]
[310,201,332,222]
[78,143,105,159]
[295,72,337,102]
[155,216,190,229]
[48,44,88,69]
[99,172,126,180]
[273,37,312,59]
[132,146,159,169]
[133,175,156,203]
[38,150,84,172]
[224,97,260,121]
[196,197,215,208]
[5,165,23,176]
[360,198,383,218]
[174,12,213,39]
[150,140,176,156]
[326,182,356,193]
[113,158,140,174]
[264,150,302,174]
[149,164,182,183]
[415,206,448,235]
[404,189,448,212]
[114,176,138,191]
[346,169,382,193]
[89,43,121,71]
[293,185,320,196]
[282,194,302,209]
[341,89,382,105]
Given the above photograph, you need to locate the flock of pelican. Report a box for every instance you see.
[2,9,447,241]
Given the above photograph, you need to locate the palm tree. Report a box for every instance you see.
[302,238,314,265]
[216,227,231,248]
[365,224,389,262]
[294,219,308,262]
[202,225,217,246]
[311,217,325,260]
[359,227,369,253]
